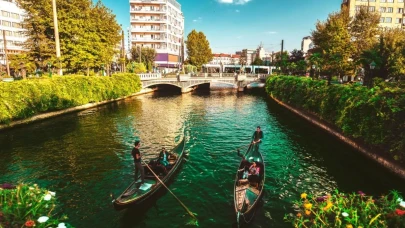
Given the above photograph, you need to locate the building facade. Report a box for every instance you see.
[301,36,313,55]
[0,0,26,66]
[342,0,405,29]
[129,0,184,69]
[208,53,240,65]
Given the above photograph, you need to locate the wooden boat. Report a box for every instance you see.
[234,142,265,225]
[113,136,186,210]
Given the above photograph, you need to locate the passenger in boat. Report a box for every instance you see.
[158,147,173,168]
[252,126,263,144]
[237,151,251,179]
[132,141,145,185]
[248,162,260,186]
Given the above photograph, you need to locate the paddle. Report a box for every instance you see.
[141,160,197,220]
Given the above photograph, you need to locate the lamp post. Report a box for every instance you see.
[47,62,52,78]
[369,61,376,87]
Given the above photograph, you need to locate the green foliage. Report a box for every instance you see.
[0,183,73,228]
[186,30,213,70]
[126,62,147,74]
[285,190,405,228]
[266,76,405,163]
[184,65,197,74]
[130,47,157,71]
[252,57,264,66]
[15,0,122,73]
[0,74,141,124]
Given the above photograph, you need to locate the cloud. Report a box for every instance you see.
[193,17,203,23]
[265,31,278,35]
[217,0,252,5]
[235,9,240,13]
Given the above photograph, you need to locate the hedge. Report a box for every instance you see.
[0,73,142,124]
[266,76,405,163]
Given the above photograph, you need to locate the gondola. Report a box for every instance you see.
[234,142,265,225]
[113,136,186,210]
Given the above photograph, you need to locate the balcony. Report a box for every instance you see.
[130,8,167,14]
[131,27,166,33]
[130,0,166,3]
[131,18,167,23]
[131,37,168,42]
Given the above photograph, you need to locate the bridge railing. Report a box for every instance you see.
[138,73,162,81]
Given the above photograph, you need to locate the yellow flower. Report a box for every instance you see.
[297,213,302,217]
[346,224,353,228]
[323,201,333,211]
[301,193,307,199]
[305,209,311,215]
[304,203,312,210]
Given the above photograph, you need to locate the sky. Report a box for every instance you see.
[97,0,343,54]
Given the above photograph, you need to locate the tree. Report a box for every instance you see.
[252,57,264,66]
[186,30,213,70]
[130,47,157,72]
[16,0,121,75]
[289,49,305,63]
[312,6,354,84]
[126,62,147,74]
[274,51,289,74]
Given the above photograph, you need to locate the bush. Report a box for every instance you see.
[266,76,405,163]
[285,190,405,227]
[0,74,142,124]
[0,183,73,228]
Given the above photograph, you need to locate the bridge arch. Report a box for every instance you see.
[142,82,182,89]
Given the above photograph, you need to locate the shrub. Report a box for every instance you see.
[0,183,73,228]
[0,74,142,124]
[285,190,405,227]
[266,76,405,163]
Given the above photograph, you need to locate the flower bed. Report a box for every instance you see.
[285,190,405,227]
[0,183,72,228]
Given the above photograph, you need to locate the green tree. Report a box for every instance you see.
[130,46,157,72]
[126,62,147,74]
[16,0,121,75]
[312,6,354,84]
[252,57,264,66]
[289,49,305,63]
[186,30,213,70]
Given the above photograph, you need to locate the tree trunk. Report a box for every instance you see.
[87,66,89,76]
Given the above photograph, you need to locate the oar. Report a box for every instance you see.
[141,160,197,220]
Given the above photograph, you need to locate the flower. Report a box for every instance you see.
[57,223,67,228]
[305,209,311,215]
[397,198,403,203]
[395,209,405,216]
[346,224,353,228]
[342,212,349,217]
[44,194,52,201]
[301,193,307,199]
[358,191,365,196]
[24,220,35,227]
[296,213,302,217]
[323,201,333,211]
[49,191,56,196]
[400,201,405,208]
[304,203,312,210]
[37,216,49,223]
[316,196,326,202]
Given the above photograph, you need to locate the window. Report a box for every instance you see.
[385,17,392,23]
[386,0,394,2]
[380,17,385,23]
[380,7,386,13]
[398,8,404,13]
[399,0,404,2]
[2,20,11,27]
[396,18,402,23]
[387,7,393,13]
[1,10,10,17]
[380,0,386,2]
[369,6,375,12]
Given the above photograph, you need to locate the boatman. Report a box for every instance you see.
[132,141,145,186]
[252,126,263,144]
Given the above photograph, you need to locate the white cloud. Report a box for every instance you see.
[193,17,203,23]
[217,0,252,5]
[265,31,278,35]
[235,9,240,13]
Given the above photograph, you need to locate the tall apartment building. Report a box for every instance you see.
[0,0,26,66]
[129,0,184,69]
[342,0,405,29]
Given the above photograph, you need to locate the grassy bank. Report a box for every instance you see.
[0,73,141,124]
[266,76,405,164]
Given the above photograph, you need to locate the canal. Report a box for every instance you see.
[0,89,404,227]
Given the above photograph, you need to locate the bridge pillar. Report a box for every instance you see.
[181,87,194,93]
[237,81,245,92]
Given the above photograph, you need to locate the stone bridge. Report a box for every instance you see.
[139,73,267,93]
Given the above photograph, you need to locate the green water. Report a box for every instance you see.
[0,89,404,227]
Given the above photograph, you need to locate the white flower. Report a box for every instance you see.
[400,201,405,208]
[49,191,56,196]
[342,212,349,217]
[44,194,52,201]
[397,198,403,203]
[57,223,67,228]
[29,187,34,190]
[37,216,49,223]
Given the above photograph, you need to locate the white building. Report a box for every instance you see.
[208,53,240,65]
[129,0,184,69]
[0,0,27,65]
[301,36,313,55]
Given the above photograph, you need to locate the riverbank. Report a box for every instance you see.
[266,76,405,178]
[0,73,143,130]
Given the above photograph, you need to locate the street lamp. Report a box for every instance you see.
[47,62,52,78]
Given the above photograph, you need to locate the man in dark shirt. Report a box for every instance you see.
[252,126,263,143]
[132,141,145,185]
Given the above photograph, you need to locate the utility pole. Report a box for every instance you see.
[121,29,125,72]
[2,30,10,77]
[281,40,284,73]
[52,0,62,75]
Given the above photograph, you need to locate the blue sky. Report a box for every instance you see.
[98,0,342,54]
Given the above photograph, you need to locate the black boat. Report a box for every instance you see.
[113,136,186,210]
[234,143,265,225]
